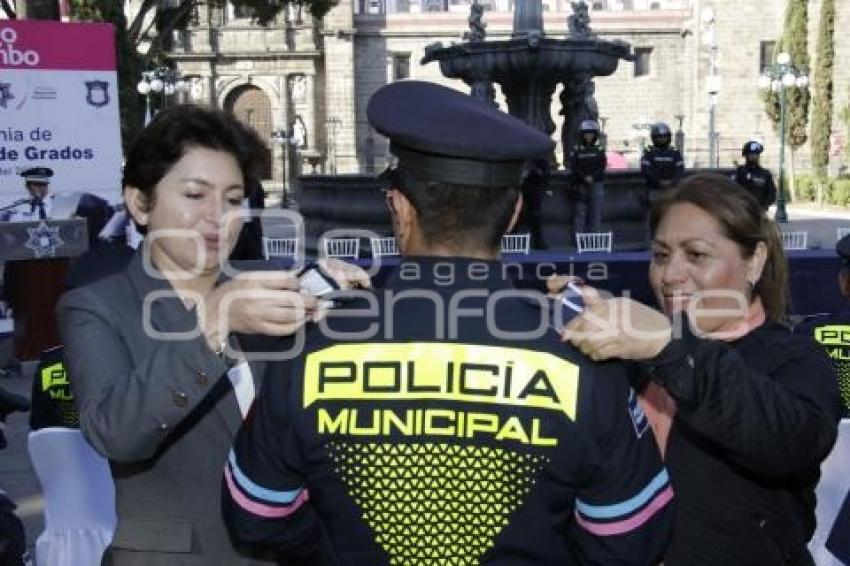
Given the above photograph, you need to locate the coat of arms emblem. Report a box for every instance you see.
[85,80,110,108]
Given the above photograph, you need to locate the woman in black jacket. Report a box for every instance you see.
[563,174,842,565]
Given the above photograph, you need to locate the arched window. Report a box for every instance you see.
[225,85,273,180]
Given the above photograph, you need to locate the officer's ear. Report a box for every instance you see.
[839,269,850,298]
[506,192,523,234]
[124,185,151,228]
[390,187,416,250]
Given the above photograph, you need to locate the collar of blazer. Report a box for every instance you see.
[125,249,204,336]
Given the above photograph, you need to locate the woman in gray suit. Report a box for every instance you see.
[57,105,357,565]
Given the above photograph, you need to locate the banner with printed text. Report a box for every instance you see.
[0,20,121,205]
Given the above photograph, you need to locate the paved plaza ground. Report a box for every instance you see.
[2,203,850,555]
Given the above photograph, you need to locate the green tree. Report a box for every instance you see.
[811,0,835,205]
[762,0,810,202]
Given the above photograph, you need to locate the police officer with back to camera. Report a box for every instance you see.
[640,122,684,205]
[734,140,777,211]
[0,166,54,222]
[223,80,673,565]
[794,233,850,418]
[568,119,607,234]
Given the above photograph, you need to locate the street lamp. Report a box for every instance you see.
[326,117,342,175]
[271,128,299,208]
[701,6,721,168]
[758,51,809,223]
[136,66,190,122]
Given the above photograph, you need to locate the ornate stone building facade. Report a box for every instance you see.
[132,0,850,197]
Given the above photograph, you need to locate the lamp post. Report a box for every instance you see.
[326,117,341,175]
[271,128,298,208]
[701,6,721,168]
[136,66,190,122]
[758,52,809,223]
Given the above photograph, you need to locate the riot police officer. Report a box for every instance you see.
[734,140,777,211]
[794,233,850,417]
[640,122,684,203]
[518,157,550,250]
[568,119,607,234]
[224,80,672,565]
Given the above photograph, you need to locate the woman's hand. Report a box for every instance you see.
[561,286,673,361]
[317,258,372,290]
[200,271,321,349]
[545,274,583,297]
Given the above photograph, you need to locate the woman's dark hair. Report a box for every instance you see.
[649,174,788,321]
[122,104,269,214]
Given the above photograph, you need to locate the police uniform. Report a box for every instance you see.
[734,141,777,211]
[640,147,684,195]
[794,234,850,417]
[568,121,607,233]
[223,81,672,564]
[0,167,54,222]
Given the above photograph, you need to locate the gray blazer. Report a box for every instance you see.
[57,251,277,565]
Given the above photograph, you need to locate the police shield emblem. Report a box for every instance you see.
[25,221,65,259]
[85,80,110,108]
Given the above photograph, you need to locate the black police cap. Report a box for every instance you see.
[837,234,850,267]
[20,166,53,183]
[367,81,554,187]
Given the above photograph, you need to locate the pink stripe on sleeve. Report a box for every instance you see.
[574,486,674,536]
[224,465,309,519]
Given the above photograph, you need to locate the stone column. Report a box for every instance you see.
[322,0,359,173]
[303,73,317,152]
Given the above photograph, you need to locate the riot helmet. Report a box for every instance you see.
[579,119,600,146]
[650,122,672,149]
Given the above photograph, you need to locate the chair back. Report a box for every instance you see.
[501,234,531,255]
[28,427,116,565]
[781,231,808,250]
[810,419,850,564]
[575,231,613,253]
[370,237,399,259]
[323,237,360,259]
[262,237,298,260]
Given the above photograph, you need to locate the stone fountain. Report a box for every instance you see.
[421,0,633,164]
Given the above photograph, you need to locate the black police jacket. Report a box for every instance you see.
[795,309,850,418]
[642,320,841,565]
[224,258,673,565]
[641,147,684,189]
[568,144,607,184]
[735,164,777,211]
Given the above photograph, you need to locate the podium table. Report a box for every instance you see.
[0,219,88,360]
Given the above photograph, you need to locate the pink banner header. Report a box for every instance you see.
[0,20,115,71]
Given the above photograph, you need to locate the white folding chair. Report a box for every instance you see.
[370,236,399,259]
[323,237,360,259]
[575,231,613,253]
[781,231,808,250]
[262,237,298,260]
[809,420,850,565]
[501,233,531,255]
[28,427,116,566]
[837,227,850,242]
